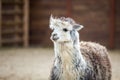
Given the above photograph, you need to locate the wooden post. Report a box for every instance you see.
[14,4,19,46]
[23,0,29,47]
[66,0,72,17]
[0,0,2,47]
[109,0,115,49]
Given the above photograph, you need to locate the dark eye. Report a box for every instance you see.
[63,28,68,32]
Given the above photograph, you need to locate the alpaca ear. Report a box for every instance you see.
[50,14,54,22]
[50,14,54,24]
[73,24,84,31]
[49,14,54,29]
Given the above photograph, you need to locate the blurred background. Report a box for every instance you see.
[0,0,120,80]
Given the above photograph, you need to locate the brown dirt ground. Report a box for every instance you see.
[0,48,119,80]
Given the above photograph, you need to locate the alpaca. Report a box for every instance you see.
[49,15,111,80]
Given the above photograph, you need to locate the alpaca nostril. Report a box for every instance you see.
[52,33,59,41]
[52,34,57,37]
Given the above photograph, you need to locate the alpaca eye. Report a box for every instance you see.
[63,28,68,32]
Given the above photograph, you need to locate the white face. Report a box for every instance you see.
[51,25,73,43]
[49,15,83,43]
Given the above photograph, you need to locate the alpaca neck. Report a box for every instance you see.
[54,41,86,70]
[54,42,86,80]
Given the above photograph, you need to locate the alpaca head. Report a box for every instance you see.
[49,15,83,44]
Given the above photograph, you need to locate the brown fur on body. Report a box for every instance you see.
[50,41,111,80]
[80,41,111,80]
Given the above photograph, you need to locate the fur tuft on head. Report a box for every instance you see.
[49,15,83,31]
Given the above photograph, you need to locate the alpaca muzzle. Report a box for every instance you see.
[51,34,59,41]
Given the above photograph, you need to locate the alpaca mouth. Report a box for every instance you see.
[53,37,59,41]
[51,36,59,41]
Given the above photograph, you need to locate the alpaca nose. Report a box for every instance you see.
[52,33,59,41]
